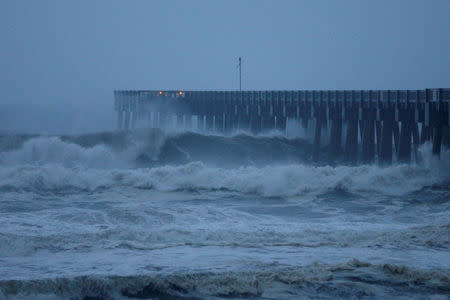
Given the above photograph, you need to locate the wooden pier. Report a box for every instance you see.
[114,89,450,164]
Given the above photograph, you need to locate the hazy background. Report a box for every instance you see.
[1,0,449,134]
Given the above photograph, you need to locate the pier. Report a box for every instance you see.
[114,89,450,164]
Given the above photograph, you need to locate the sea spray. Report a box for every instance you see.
[0,129,449,299]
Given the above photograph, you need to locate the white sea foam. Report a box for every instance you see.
[1,141,448,196]
[0,136,123,168]
[0,133,448,299]
[0,260,448,300]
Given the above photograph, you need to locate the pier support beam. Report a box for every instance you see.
[301,118,308,130]
[443,126,450,148]
[313,107,324,162]
[420,125,431,144]
[392,122,400,156]
[380,113,394,165]
[131,111,137,129]
[376,121,382,159]
[117,111,123,130]
[185,114,192,130]
[431,104,445,157]
[345,119,358,164]
[432,125,443,157]
[159,112,167,128]
[239,114,250,131]
[224,113,232,134]
[359,120,365,141]
[398,121,412,163]
[412,123,420,162]
[276,116,286,134]
[147,112,152,126]
[197,115,205,131]
[124,110,130,130]
[249,112,260,135]
[215,113,224,132]
[176,115,183,128]
[262,116,275,132]
[329,105,342,161]
[205,114,214,131]
[152,112,159,128]
[361,118,375,164]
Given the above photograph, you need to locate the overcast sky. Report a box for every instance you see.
[1,0,449,133]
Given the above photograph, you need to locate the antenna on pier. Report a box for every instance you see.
[238,57,242,91]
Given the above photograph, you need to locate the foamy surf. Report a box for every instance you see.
[0,130,449,299]
[0,156,448,196]
[1,260,448,300]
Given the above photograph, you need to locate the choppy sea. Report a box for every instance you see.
[0,129,449,299]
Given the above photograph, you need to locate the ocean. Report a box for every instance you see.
[0,129,449,299]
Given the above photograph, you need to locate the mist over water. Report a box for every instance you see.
[0,128,449,299]
[1,0,450,298]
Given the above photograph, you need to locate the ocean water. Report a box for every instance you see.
[0,129,449,300]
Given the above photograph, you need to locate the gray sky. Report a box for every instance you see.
[1,0,449,133]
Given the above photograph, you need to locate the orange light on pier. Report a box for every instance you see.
[179,91,183,96]
[159,91,163,95]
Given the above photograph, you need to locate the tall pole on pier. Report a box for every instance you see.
[238,57,242,91]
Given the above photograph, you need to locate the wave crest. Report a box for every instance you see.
[0,159,449,197]
[0,130,449,196]
[1,260,448,300]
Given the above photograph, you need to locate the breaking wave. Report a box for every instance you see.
[0,129,312,168]
[1,160,449,197]
[0,130,449,196]
[0,260,448,300]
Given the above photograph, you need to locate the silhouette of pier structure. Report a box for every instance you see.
[114,89,450,164]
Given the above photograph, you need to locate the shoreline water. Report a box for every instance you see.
[0,129,449,299]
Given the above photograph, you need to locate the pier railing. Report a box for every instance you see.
[114,89,450,164]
